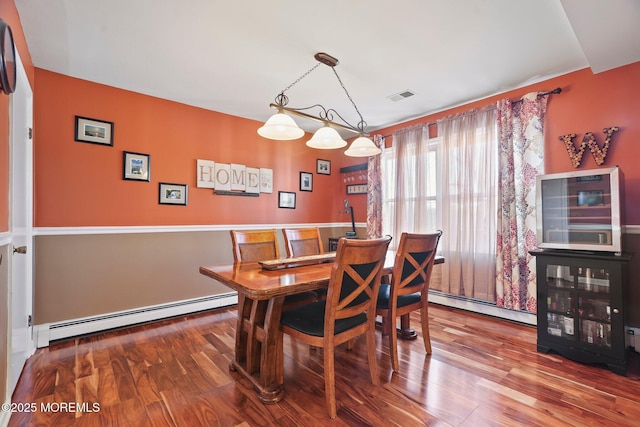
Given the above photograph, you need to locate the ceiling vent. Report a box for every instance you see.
[387,90,416,102]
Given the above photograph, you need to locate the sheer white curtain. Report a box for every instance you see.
[384,124,438,250]
[437,109,498,301]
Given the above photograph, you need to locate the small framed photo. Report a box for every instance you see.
[316,159,331,175]
[278,191,296,209]
[159,182,188,205]
[123,151,150,181]
[75,116,114,146]
[300,171,313,192]
[347,184,368,195]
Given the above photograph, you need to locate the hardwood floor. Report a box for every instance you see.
[8,304,640,426]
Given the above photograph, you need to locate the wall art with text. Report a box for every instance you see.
[196,159,273,195]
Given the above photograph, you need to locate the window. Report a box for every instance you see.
[381,137,440,242]
[383,110,498,302]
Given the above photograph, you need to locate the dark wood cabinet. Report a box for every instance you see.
[328,237,339,252]
[531,249,632,375]
[328,235,358,252]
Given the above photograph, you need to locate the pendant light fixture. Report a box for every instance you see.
[257,52,381,157]
[257,111,305,140]
[344,135,381,157]
[306,124,347,149]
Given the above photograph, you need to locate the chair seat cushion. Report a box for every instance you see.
[376,283,421,309]
[281,301,367,337]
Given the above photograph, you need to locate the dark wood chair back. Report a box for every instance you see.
[376,231,442,372]
[230,229,318,310]
[282,227,324,258]
[230,229,280,263]
[326,237,390,327]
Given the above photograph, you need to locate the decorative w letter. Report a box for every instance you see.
[558,126,619,168]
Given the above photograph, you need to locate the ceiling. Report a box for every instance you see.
[14,0,640,135]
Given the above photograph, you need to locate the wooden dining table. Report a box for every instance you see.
[199,251,443,404]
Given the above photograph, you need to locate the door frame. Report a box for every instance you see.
[8,48,34,396]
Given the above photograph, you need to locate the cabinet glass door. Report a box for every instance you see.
[576,267,612,349]
[545,264,576,340]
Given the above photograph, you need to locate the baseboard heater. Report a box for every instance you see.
[33,292,238,347]
[427,290,537,326]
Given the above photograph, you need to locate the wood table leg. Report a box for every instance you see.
[258,295,285,403]
[376,313,418,340]
[399,313,418,340]
[230,294,285,404]
[232,294,250,370]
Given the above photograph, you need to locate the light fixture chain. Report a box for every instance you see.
[262,52,378,153]
[332,68,367,132]
[281,62,322,94]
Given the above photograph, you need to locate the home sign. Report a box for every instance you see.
[197,159,273,194]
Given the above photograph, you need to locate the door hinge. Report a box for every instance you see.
[28,315,32,327]
[28,127,33,139]
[13,245,27,254]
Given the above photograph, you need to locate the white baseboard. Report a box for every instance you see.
[33,293,238,347]
[428,292,537,325]
[31,291,536,348]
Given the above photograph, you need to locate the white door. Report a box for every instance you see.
[9,50,34,394]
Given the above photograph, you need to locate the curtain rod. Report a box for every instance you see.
[512,87,562,104]
[379,87,562,139]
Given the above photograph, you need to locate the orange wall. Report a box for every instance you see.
[34,70,356,227]
[374,62,640,225]
[33,62,640,227]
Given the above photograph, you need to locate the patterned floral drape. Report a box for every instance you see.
[367,134,384,238]
[496,93,548,312]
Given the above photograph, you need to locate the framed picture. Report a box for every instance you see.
[123,151,150,181]
[300,171,313,192]
[317,159,331,175]
[347,184,368,195]
[278,191,296,209]
[75,116,114,146]
[159,182,188,205]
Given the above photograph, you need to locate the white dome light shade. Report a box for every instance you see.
[344,136,382,157]
[306,125,348,149]
[257,112,305,140]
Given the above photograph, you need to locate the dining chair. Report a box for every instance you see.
[376,231,442,372]
[282,227,324,258]
[280,236,392,418]
[230,229,280,262]
[282,227,329,303]
[229,229,318,308]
